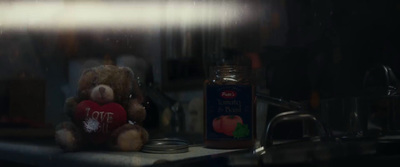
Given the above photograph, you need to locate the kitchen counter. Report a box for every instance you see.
[0,139,242,167]
[4,134,400,167]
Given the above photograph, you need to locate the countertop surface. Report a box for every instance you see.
[0,139,242,167]
[3,136,400,167]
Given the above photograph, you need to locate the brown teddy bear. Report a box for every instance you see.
[55,65,149,152]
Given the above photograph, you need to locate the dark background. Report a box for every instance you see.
[262,0,400,101]
[0,0,399,131]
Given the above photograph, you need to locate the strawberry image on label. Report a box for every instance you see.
[212,115,244,136]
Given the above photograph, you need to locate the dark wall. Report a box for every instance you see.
[263,0,400,101]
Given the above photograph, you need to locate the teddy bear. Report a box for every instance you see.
[55,65,149,152]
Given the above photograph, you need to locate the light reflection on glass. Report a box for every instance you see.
[0,1,254,31]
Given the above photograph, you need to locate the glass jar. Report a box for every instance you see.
[204,65,256,149]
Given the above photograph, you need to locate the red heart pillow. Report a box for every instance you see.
[75,100,127,144]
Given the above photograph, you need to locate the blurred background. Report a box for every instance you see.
[0,0,399,139]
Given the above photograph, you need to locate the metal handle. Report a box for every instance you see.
[363,65,399,96]
[256,93,304,111]
[260,111,331,148]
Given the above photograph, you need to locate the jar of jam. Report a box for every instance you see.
[204,65,256,149]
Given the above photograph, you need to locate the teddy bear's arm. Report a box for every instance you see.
[64,97,79,119]
[127,99,146,124]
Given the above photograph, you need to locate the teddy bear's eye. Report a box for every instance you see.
[92,77,98,86]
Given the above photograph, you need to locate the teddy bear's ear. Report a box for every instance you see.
[119,67,135,84]
[120,66,134,77]
[81,68,96,75]
[77,68,97,98]
[120,66,144,103]
[79,68,97,84]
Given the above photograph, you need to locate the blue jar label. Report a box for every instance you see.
[205,85,253,140]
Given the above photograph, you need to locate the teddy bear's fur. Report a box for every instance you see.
[55,65,149,152]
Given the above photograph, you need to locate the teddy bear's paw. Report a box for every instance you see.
[116,129,145,151]
[55,129,79,152]
[127,99,146,123]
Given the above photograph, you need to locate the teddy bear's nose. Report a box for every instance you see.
[99,87,106,94]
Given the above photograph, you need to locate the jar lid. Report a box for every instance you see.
[141,138,189,154]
